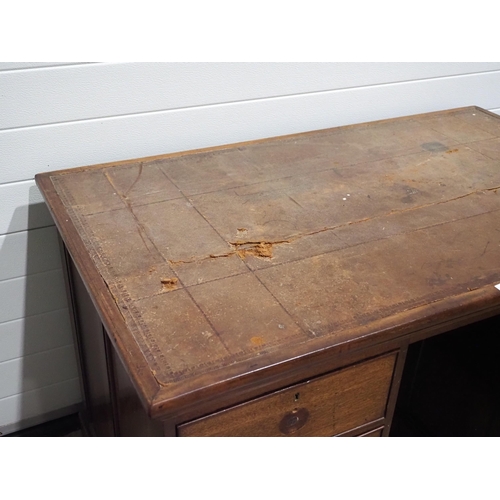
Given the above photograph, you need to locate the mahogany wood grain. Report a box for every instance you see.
[67,254,115,436]
[109,341,164,436]
[178,353,396,436]
[382,344,408,436]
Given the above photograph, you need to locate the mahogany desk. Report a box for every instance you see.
[36,106,500,436]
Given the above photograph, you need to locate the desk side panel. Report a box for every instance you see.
[67,255,116,436]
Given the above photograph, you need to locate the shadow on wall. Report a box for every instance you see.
[0,187,82,435]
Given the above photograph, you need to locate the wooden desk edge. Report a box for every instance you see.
[35,172,162,415]
[149,286,500,421]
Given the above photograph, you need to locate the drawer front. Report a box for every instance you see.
[178,352,397,437]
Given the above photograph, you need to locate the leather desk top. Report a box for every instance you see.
[36,106,500,413]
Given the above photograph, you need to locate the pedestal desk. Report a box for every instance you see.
[36,107,500,436]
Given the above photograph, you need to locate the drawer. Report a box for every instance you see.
[178,352,397,437]
[358,426,384,437]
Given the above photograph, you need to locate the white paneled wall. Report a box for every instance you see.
[1,62,499,434]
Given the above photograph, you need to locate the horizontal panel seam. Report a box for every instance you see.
[0,224,55,238]
[2,69,500,132]
[0,62,99,74]
[0,377,81,403]
[0,265,63,284]
[0,178,37,188]
[0,306,68,328]
[0,267,63,285]
[0,224,56,239]
[0,342,75,365]
[2,106,500,191]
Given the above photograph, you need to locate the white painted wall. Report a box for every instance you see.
[1,62,499,434]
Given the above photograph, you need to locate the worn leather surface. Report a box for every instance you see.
[49,108,500,385]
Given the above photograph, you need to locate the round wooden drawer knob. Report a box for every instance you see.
[279,408,310,435]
